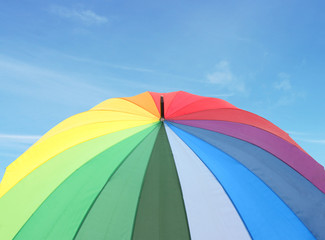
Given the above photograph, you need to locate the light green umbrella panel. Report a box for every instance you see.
[0,91,324,240]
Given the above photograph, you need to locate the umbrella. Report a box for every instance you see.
[0,91,324,240]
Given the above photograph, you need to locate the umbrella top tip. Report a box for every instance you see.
[160,95,165,119]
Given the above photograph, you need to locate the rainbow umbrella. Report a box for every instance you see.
[0,91,324,240]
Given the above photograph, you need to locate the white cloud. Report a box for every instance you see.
[207,61,246,94]
[275,73,292,90]
[50,6,108,25]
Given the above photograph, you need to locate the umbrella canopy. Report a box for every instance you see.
[0,91,324,240]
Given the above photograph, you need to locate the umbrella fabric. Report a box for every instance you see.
[0,91,324,240]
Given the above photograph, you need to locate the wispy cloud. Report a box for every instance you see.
[286,130,308,136]
[208,93,235,98]
[0,134,41,151]
[275,94,296,106]
[0,55,123,107]
[0,54,190,109]
[273,72,304,106]
[207,61,246,94]
[56,53,203,91]
[63,54,154,73]
[0,134,40,157]
[275,73,292,90]
[0,134,41,181]
[50,6,108,25]
[297,138,325,144]
[286,131,325,144]
[0,134,41,142]
[14,46,156,74]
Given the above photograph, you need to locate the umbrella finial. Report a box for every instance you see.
[160,95,164,121]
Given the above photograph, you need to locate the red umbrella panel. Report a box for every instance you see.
[0,91,324,240]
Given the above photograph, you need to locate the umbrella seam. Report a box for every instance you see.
[89,108,159,119]
[1,122,158,199]
[121,95,160,118]
[164,91,183,117]
[37,119,158,145]
[163,123,194,240]
[72,124,160,239]
[147,91,161,118]
[165,122,254,240]
[167,98,237,118]
[169,119,308,160]
[11,123,159,240]
[129,124,162,240]
[167,122,316,239]
[91,97,158,118]
[130,123,192,240]
[168,108,301,149]
[169,119,325,193]
[170,122,324,238]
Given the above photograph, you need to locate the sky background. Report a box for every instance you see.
[1,0,325,181]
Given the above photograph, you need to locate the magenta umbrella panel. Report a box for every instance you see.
[0,91,324,240]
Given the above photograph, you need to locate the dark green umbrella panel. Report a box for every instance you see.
[0,91,324,240]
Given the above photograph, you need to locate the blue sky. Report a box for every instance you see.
[1,0,325,180]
